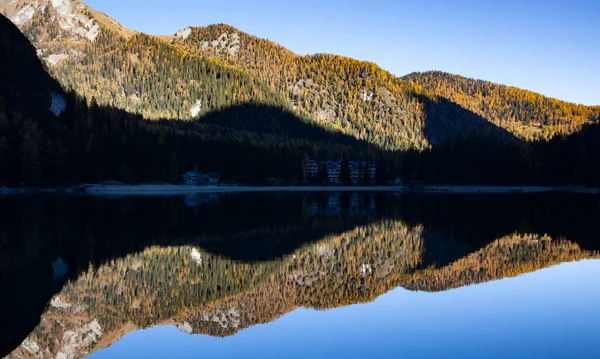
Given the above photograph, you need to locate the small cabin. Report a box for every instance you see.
[207,172,221,184]
[183,171,203,185]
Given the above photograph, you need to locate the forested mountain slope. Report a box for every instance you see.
[2,1,600,186]
[0,13,64,118]
[0,12,379,186]
[8,1,599,152]
[405,71,600,140]
[170,24,428,150]
[169,24,600,145]
[1,1,291,122]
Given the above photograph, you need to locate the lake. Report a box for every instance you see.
[1,192,599,358]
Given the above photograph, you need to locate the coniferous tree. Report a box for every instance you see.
[169,153,180,184]
[339,158,352,185]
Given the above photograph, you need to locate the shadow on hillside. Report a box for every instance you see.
[419,95,518,146]
[0,15,64,119]
[197,103,376,148]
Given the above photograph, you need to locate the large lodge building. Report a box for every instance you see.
[302,158,378,184]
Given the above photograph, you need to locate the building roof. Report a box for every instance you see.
[323,161,341,170]
[183,171,202,178]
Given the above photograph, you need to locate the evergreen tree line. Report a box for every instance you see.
[2,89,600,187]
[2,13,600,187]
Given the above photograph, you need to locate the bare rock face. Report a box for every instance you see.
[11,318,103,359]
[176,322,193,334]
[175,27,192,40]
[49,0,100,41]
[9,3,35,26]
[316,106,336,121]
[359,89,374,102]
[3,0,101,42]
[55,319,103,359]
[1,0,103,70]
[189,100,203,118]
[194,31,241,56]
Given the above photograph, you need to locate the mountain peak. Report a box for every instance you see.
[2,0,100,41]
[2,0,135,40]
[0,13,66,118]
[1,0,135,66]
[161,23,244,57]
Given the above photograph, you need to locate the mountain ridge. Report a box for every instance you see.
[405,70,600,107]
[4,0,599,151]
[2,1,600,187]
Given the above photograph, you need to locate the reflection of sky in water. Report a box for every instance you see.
[89,260,600,359]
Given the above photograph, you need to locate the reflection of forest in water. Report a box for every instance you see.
[1,193,600,359]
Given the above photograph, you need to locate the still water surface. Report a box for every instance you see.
[1,192,599,358]
[90,261,600,359]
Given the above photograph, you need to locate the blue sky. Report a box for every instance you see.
[86,0,600,106]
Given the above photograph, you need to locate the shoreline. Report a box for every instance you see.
[1,184,598,196]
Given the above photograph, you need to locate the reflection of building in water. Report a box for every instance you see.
[306,201,319,216]
[325,193,341,215]
[305,193,377,217]
[52,257,68,281]
[348,193,361,216]
[184,193,221,208]
[183,168,222,185]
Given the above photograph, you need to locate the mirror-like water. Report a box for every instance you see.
[89,261,600,359]
[1,192,599,359]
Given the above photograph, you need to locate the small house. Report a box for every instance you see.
[207,172,221,184]
[183,170,203,185]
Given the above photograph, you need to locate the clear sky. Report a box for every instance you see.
[85,0,600,106]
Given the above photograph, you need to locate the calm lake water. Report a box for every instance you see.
[1,192,599,359]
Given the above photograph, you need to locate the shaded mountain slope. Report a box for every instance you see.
[6,2,581,152]
[405,71,600,140]
[3,1,600,153]
[0,14,64,118]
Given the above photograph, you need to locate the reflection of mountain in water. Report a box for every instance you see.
[2,193,600,359]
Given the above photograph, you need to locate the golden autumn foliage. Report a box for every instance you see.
[405,71,600,140]
[5,7,600,152]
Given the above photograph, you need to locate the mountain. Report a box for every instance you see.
[0,12,68,184]
[167,24,429,150]
[1,3,431,150]
[1,0,291,122]
[159,24,600,146]
[0,12,377,186]
[2,1,600,186]
[404,71,600,140]
[0,13,64,118]
[8,1,599,152]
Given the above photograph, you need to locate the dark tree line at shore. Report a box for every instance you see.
[1,13,600,187]
[2,90,600,187]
